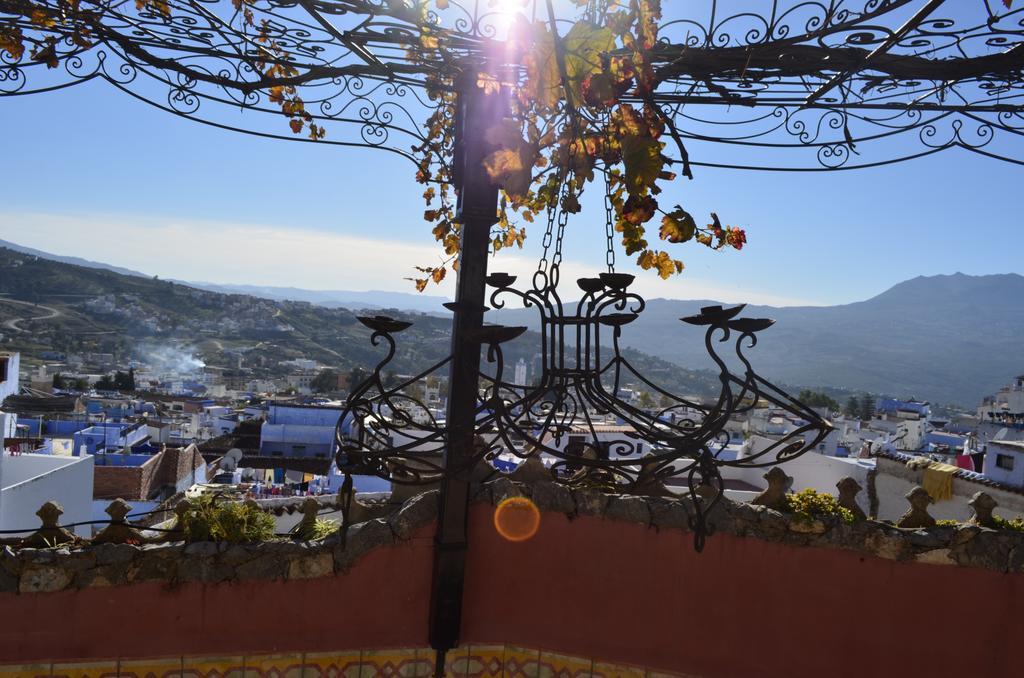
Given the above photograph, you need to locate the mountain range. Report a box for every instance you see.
[493,272,1024,405]
[0,237,1019,405]
[0,239,449,314]
[0,245,717,396]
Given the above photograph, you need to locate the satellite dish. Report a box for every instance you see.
[221,447,243,472]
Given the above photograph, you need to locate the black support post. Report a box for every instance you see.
[428,67,506,674]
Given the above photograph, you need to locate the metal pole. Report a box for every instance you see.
[428,65,506,674]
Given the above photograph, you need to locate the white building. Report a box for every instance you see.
[514,358,528,386]
[0,352,19,404]
[983,439,1024,488]
[1,408,94,538]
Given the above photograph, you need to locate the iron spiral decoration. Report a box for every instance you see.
[3,0,1024,169]
[334,266,832,551]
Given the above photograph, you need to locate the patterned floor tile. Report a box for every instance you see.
[358,650,423,678]
[51,662,118,678]
[503,646,542,678]
[297,652,363,678]
[242,655,304,678]
[443,648,471,678]
[118,657,184,678]
[536,651,592,678]
[591,662,644,678]
[180,656,245,678]
[463,646,504,678]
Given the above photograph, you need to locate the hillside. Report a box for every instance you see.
[0,246,718,395]
[495,273,1024,405]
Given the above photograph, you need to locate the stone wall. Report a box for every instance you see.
[5,475,1024,599]
[4,479,1024,677]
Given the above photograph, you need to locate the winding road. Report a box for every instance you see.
[0,296,63,332]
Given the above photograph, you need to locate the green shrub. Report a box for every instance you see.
[936,519,960,527]
[309,518,339,540]
[782,489,855,524]
[993,516,1024,532]
[181,495,276,543]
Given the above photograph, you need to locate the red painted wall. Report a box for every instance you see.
[3,505,1023,677]
[460,510,1023,677]
[0,532,435,662]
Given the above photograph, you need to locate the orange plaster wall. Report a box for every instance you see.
[3,505,1024,677]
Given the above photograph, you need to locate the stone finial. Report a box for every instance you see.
[836,477,867,521]
[293,497,323,540]
[510,451,552,484]
[896,486,936,529]
[21,501,75,548]
[94,498,143,544]
[634,456,672,498]
[751,467,793,510]
[163,498,192,541]
[968,491,998,528]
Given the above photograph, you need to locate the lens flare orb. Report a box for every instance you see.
[493,496,541,542]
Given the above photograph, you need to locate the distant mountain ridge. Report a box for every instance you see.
[183,282,450,314]
[493,272,1024,405]
[2,237,1019,404]
[0,245,718,396]
[0,238,149,278]
[0,238,450,314]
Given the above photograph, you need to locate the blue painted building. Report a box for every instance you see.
[259,403,347,459]
[72,421,150,456]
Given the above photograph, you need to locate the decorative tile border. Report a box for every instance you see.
[0,647,695,678]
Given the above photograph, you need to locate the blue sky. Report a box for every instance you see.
[0,2,1022,306]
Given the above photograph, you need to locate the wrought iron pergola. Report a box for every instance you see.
[4,0,1024,670]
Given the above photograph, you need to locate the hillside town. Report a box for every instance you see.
[4,344,1024,537]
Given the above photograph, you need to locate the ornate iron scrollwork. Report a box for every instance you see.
[336,262,832,551]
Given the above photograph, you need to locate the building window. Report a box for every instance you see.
[0,357,7,382]
[291,445,307,453]
[996,454,1015,471]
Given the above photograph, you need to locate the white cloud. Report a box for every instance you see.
[0,211,814,306]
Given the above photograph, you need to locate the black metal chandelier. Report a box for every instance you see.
[335,182,832,552]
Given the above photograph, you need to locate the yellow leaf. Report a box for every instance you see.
[659,207,696,244]
[621,134,663,195]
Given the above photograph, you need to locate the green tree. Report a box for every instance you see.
[349,367,369,392]
[311,369,340,393]
[798,389,840,412]
[844,396,861,419]
[113,370,136,391]
[95,374,116,391]
[860,394,876,420]
[52,372,64,389]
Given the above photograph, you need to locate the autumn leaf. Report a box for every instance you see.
[621,134,663,195]
[0,26,25,61]
[637,250,683,279]
[622,194,657,225]
[477,72,500,95]
[30,9,56,28]
[483,119,538,197]
[659,207,696,244]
